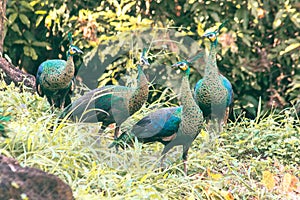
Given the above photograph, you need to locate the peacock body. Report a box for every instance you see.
[62,50,150,139]
[109,106,182,148]
[194,21,233,132]
[165,60,204,174]
[112,57,204,174]
[36,44,83,110]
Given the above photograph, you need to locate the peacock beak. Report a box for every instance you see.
[144,59,150,66]
[140,56,150,66]
[77,49,83,54]
[171,63,178,68]
[202,32,209,38]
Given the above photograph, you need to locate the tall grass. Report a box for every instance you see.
[1,81,299,199]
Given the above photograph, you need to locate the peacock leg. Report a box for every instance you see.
[182,150,189,175]
[160,139,181,171]
[60,97,66,110]
[182,141,192,175]
[114,126,120,139]
[51,98,55,112]
[114,126,120,152]
[218,118,223,133]
[223,107,230,126]
[160,153,167,171]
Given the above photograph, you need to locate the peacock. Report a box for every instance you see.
[0,113,10,138]
[111,55,204,174]
[109,106,182,149]
[61,49,150,140]
[36,33,83,110]
[194,20,233,133]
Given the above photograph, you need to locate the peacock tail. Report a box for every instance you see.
[194,21,233,131]
[36,39,83,110]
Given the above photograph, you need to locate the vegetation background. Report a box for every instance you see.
[1,0,300,199]
[3,0,300,115]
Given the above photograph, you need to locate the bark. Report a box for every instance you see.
[0,0,36,90]
[0,0,7,54]
[0,57,36,90]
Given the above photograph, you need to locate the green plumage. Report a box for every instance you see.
[0,114,11,138]
[111,56,205,174]
[36,42,83,110]
[109,106,182,149]
[62,52,149,140]
[194,21,233,132]
[162,61,204,174]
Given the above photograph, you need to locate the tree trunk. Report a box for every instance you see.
[0,0,7,54]
[0,57,36,90]
[0,0,36,91]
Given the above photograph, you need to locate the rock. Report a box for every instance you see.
[0,155,74,200]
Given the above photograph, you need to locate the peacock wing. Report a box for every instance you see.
[134,107,181,138]
[221,74,233,107]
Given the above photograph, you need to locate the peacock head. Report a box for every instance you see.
[202,20,229,44]
[139,48,150,66]
[67,45,83,57]
[172,60,190,73]
[203,31,218,43]
[171,51,204,73]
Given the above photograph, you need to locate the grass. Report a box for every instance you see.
[1,80,300,199]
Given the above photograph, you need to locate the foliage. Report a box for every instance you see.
[3,0,300,113]
[1,80,300,199]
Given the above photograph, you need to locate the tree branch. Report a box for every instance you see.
[0,57,36,90]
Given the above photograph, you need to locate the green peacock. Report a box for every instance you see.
[109,106,182,149]
[194,20,234,132]
[0,112,10,138]
[36,33,83,110]
[111,55,204,174]
[62,49,150,140]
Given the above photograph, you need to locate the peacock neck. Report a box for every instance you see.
[129,65,149,114]
[204,40,219,77]
[179,68,203,136]
[137,65,148,89]
[180,69,195,109]
[62,53,75,78]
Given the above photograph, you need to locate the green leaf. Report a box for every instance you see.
[23,46,38,60]
[13,40,28,45]
[273,10,284,29]
[10,24,22,35]
[280,43,300,55]
[35,10,47,15]
[19,14,30,28]
[19,1,34,12]
[32,41,51,47]
[8,13,18,24]
[241,37,251,47]
[36,15,44,27]
[122,1,136,15]
[23,31,36,43]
